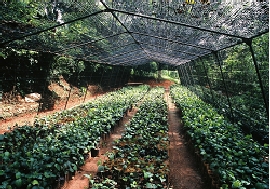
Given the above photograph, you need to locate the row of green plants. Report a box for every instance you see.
[187,85,268,143]
[87,87,170,188]
[170,85,268,189]
[0,85,150,189]
[34,86,148,127]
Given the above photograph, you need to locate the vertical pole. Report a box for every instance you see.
[64,85,72,111]
[64,61,79,111]
[189,61,194,86]
[176,66,182,85]
[89,64,94,85]
[195,59,205,98]
[192,61,198,88]
[200,57,215,104]
[37,53,53,115]
[245,38,269,117]
[114,66,121,87]
[174,65,180,85]
[177,66,182,85]
[183,65,188,86]
[119,66,126,87]
[108,66,115,88]
[214,51,234,122]
[179,65,183,85]
[84,64,94,103]
[157,62,161,84]
[83,81,88,103]
[96,66,105,96]
[64,60,81,110]
[77,61,82,103]
[189,61,196,93]
[188,63,194,86]
[178,65,186,86]
[181,66,187,86]
[99,66,106,86]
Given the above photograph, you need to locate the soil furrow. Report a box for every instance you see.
[62,107,139,189]
[166,90,208,189]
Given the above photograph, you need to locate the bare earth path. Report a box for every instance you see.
[63,88,208,189]
[166,89,208,189]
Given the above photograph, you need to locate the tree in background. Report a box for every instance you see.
[131,62,158,78]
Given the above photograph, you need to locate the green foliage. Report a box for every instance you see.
[95,87,169,188]
[1,47,54,96]
[1,85,149,189]
[252,33,269,96]
[170,85,269,189]
[132,62,158,77]
[51,56,86,79]
[187,84,268,139]
[179,34,269,142]
[2,2,37,24]
[190,34,268,95]
[2,1,112,65]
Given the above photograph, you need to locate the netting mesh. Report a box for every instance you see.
[1,1,268,66]
[0,1,269,138]
[177,34,269,141]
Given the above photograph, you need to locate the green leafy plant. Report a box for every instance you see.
[92,87,170,188]
[170,85,269,189]
[1,86,149,189]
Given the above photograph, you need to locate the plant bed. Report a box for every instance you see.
[0,85,150,189]
[170,85,269,189]
[86,87,171,189]
[187,85,269,144]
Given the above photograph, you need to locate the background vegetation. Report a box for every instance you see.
[178,33,269,143]
[0,2,268,143]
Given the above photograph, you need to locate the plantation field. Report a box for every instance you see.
[1,83,268,189]
[1,1,268,189]
[0,78,174,134]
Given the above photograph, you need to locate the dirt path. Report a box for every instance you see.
[166,89,208,189]
[1,84,209,189]
[62,88,208,189]
[63,106,139,189]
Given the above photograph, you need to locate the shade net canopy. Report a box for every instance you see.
[0,0,268,66]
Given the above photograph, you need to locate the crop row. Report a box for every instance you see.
[170,85,268,189]
[0,85,150,189]
[187,85,268,143]
[88,87,170,189]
